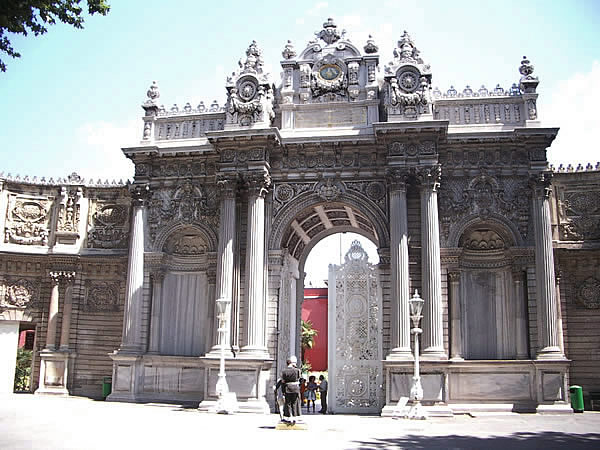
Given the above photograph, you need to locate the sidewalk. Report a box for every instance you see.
[1,394,599,449]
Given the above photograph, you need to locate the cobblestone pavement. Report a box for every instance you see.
[1,394,600,449]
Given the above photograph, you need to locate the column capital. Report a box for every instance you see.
[245,172,271,198]
[48,271,76,285]
[386,168,411,192]
[149,270,165,283]
[216,175,239,198]
[129,184,151,207]
[529,171,553,199]
[448,271,460,283]
[415,164,441,191]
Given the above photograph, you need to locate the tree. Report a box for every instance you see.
[0,1,110,72]
[301,319,318,370]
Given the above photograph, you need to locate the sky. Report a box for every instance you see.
[0,0,598,284]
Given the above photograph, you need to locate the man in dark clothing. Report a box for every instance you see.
[318,374,328,414]
[280,355,301,422]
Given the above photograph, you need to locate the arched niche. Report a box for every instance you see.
[152,225,213,357]
[455,222,529,360]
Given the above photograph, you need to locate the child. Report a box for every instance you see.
[299,378,306,407]
[306,375,318,413]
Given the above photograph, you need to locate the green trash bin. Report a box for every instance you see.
[569,385,584,413]
[102,377,112,399]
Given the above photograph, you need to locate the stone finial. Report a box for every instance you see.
[364,34,378,54]
[519,56,535,78]
[146,81,160,103]
[519,56,539,93]
[316,17,341,45]
[143,81,160,116]
[282,40,297,60]
[241,40,265,74]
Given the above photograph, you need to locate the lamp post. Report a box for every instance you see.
[214,297,237,414]
[408,289,427,420]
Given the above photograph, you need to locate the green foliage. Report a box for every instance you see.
[0,1,110,72]
[13,348,33,392]
[301,319,318,367]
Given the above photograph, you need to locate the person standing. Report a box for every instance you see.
[305,375,317,413]
[318,374,328,414]
[280,356,301,423]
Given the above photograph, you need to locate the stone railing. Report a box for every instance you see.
[551,162,600,173]
[432,84,527,126]
[149,101,226,141]
[0,172,128,187]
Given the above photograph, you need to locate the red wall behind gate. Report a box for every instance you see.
[302,287,328,371]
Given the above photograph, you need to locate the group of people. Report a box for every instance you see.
[276,356,328,424]
[299,374,327,414]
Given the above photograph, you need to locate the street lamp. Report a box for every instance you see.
[408,289,427,420]
[214,297,237,414]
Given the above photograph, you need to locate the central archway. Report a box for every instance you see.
[270,191,388,414]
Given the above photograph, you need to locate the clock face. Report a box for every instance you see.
[319,64,342,81]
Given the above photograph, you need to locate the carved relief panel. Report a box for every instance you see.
[4,194,52,246]
[439,172,530,246]
[87,201,130,249]
[0,277,40,310]
[558,189,600,241]
[83,280,120,312]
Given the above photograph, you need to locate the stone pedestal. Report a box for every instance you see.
[198,356,272,414]
[35,350,71,396]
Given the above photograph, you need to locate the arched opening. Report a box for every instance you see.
[273,198,385,414]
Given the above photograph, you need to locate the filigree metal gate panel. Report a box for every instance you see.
[328,240,382,414]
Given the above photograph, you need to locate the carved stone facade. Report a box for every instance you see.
[1,18,599,413]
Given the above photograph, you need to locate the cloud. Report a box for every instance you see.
[307,2,329,16]
[545,61,600,165]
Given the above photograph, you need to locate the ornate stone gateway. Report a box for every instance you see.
[328,241,382,414]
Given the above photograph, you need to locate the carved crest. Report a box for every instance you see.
[5,197,50,246]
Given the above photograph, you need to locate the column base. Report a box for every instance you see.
[386,348,414,361]
[239,346,270,360]
[536,346,566,360]
[35,349,71,396]
[421,347,447,360]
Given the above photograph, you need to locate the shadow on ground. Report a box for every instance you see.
[352,432,600,449]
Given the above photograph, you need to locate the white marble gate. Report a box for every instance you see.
[327,240,382,414]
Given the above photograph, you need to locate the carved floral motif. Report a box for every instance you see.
[84,281,119,312]
[578,277,600,309]
[57,187,82,233]
[1,278,39,309]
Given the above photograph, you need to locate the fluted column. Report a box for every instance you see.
[418,165,446,359]
[513,269,528,359]
[241,172,271,357]
[147,270,164,354]
[449,272,463,360]
[59,280,75,350]
[120,185,148,353]
[210,176,237,353]
[387,170,412,359]
[531,173,564,359]
[45,273,61,350]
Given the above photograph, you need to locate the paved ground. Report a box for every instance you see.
[1,394,600,449]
